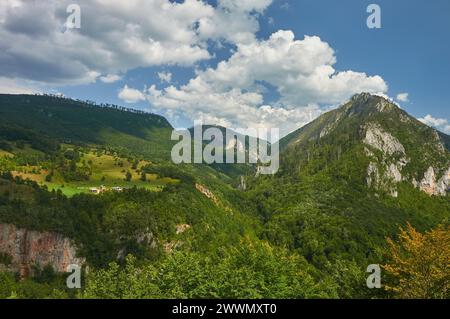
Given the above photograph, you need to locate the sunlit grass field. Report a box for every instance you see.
[9,151,179,197]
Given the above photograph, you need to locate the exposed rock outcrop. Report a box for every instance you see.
[363,123,405,156]
[437,167,450,195]
[432,130,446,153]
[319,113,344,138]
[419,167,437,195]
[366,162,379,188]
[162,224,191,253]
[176,224,191,235]
[0,223,84,277]
[418,167,450,196]
[386,163,403,183]
[195,183,219,205]
[375,99,394,113]
[116,228,158,261]
[363,123,408,197]
[366,161,403,197]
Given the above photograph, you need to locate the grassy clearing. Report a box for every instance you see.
[8,151,178,197]
[0,150,14,158]
[45,181,164,197]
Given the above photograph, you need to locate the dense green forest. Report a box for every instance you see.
[0,94,448,299]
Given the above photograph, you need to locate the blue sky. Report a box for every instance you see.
[1,0,449,135]
[269,0,450,122]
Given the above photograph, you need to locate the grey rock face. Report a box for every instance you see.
[363,123,405,156]
[436,168,450,195]
[419,166,450,196]
[363,123,407,197]
[366,162,379,188]
[420,167,437,195]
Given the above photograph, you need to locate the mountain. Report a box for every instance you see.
[0,93,448,299]
[188,124,268,178]
[0,94,174,161]
[243,93,449,297]
[280,93,450,197]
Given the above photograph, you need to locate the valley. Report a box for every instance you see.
[0,93,448,299]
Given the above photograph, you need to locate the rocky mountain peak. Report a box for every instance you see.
[280,92,450,197]
[347,93,399,116]
[350,92,374,103]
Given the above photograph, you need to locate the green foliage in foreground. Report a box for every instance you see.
[0,271,72,299]
[82,240,336,299]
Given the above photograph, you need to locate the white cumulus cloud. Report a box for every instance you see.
[118,85,146,103]
[100,74,122,83]
[419,114,450,134]
[146,30,388,137]
[396,92,409,102]
[0,0,273,85]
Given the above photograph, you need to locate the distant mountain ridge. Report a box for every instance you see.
[0,94,174,161]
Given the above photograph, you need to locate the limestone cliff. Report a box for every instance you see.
[363,122,408,197]
[0,223,84,277]
[419,166,450,196]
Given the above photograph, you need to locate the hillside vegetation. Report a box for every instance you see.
[0,94,448,299]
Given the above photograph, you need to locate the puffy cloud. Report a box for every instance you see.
[146,30,388,137]
[419,114,450,134]
[158,72,172,83]
[1,1,391,139]
[419,114,448,127]
[100,74,122,83]
[118,85,146,103]
[147,83,323,137]
[396,92,409,102]
[197,0,272,44]
[0,0,273,85]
